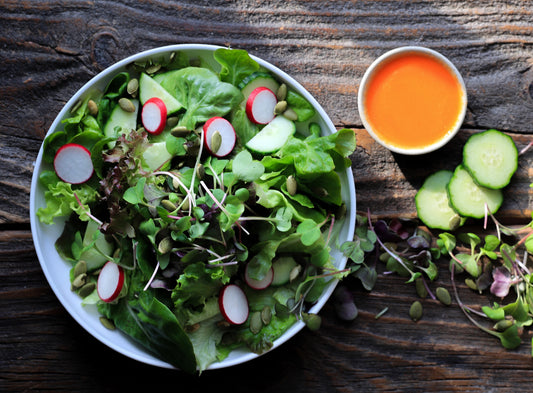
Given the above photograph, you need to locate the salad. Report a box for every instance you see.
[35,47,356,373]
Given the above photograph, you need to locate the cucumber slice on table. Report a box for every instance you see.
[239,71,280,102]
[245,115,295,154]
[415,170,463,230]
[463,129,518,189]
[447,165,503,219]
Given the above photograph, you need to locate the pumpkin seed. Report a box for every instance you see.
[283,108,298,121]
[250,311,263,334]
[216,320,231,329]
[210,130,222,154]
[274,100,288,115]
[465,278,478,291]
[78,282,96,298]
[314,186,329,198]
[171,125,190,137]
[286,175,297,196]
[185,323,200,333]
[276,83,287,101]
[448,214,462,231]
[73,260,87,277]
[99,316,116,330]
[181,197,190,211]
[493,319,513,331]
[87,99,98,116]
[161,199,177,212]
[196,164,205,180]
[289,265,302,283]
[261,306,272,325]
[158,237,173,254]
[436,287,452,306]
[302,313,321,331]
[409,301,423,322]
[415,278,428,298]
[71,273,87,290]
[145,63,161,74]
[118,97,136,113]
[166,116,179,128]
[127,78,139,97]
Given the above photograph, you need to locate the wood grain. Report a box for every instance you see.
[1,0,533,391]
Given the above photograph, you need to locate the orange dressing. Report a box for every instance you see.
[364,52,465,149]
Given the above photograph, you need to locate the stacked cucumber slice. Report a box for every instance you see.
[416,129,518,230]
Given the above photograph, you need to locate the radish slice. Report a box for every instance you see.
[245,87,277,124]
[203,116,236,157]
[219,284,249,325]
[53,143,94,184]
[97,261,125,303]
[141,97,167,135]
[244,264,274,290]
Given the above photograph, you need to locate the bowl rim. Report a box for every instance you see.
[357,45,467,155]
[29,43,357,370]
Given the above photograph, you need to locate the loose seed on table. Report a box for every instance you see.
[436,287,452,306]
[409,300,423,322]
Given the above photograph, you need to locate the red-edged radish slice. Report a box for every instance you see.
[53,143,94,184]
[219,284,249,325]
[245,87,277,124]
[203,116,236,157]
[244,264,274,290]
[141,97,167,135]
[97,261,125,303]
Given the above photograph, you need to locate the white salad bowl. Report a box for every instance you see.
[29,44,356,370]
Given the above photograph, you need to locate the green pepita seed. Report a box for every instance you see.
[78,282,96,298]
[493,319,514,331]
[99,316,116,330]
[166,116,179,128]
[303,313,321,331]
[171,125,190,137]
[283,108,298,121]
[289,265,302,283]
[286,175,297,196]
[415,278,428,299]
[449,214,462,231]
[465,278,478,291]
[181,197,190,211]
[276,83,287,101]
[87,99,98,116]
[261,306,272,325]
[250,311,263,334]
[210,130,222,154]
[71,273,87,290]
[196,164,205,180]
[161,199,177,211]
[314,186,329,198]
[409,301,423,322]
[119,97,136,113]
[127,78,139,96]
[436,287,452,306]
[73,260,87,277]
[145,63,161,74]
[158,237,173,254]
[274,100,288,115]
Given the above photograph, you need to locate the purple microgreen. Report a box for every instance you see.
[73,192,103,226]
[490,267,513,298]
[519,140,533,156]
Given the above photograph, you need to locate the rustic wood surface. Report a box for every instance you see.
[1,1,532,392]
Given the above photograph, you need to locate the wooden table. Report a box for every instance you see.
[2,1,532,391]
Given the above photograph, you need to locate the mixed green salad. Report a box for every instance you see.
[36,47,356,373]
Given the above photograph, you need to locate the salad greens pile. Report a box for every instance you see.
[36,47,356,373]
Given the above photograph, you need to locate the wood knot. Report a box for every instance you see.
[91,28,120,71]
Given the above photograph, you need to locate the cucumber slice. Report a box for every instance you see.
[463,129,518,189]
[271,256,298,286]
[245,115,295,154]
[142,141,173,171]
[139,73,183,114]
[447,165,503,219]
[239,72,280,102]
[80,221,114,271]
[103,99,139,147]
[415,170,463,230]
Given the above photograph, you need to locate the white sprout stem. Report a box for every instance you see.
[188,130,205,208]
[519,141,532,156]
[208,254,234,264]
[152,171,194,215]
[199,180,250,236]
[143,261,160,291]
[73,192,103,226]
